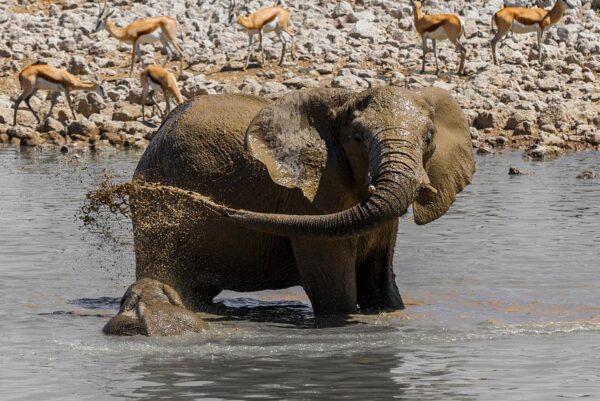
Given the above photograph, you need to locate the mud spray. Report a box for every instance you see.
[81,178,220,229]
[79,177,221,282]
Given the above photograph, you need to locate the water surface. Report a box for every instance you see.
[0,148,599,400]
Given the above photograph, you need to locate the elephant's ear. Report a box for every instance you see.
[245,89,351,201]
[161,284,184,307]
[413,87,475,225]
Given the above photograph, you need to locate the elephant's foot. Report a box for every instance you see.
[309,294,358,316]
[357,267,405,312]
[303,272,359,315]
[103,278,207,336]
[357,284,405,312]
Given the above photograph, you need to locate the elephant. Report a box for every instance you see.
[130,86,475,315]
[103,278,207,336]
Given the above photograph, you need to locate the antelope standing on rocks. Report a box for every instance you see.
[140,65,184,122]
[413,0,467,75]
[228,0,297,71]
[13,63,105,126]
[94,1,185,76]
[491,0,578,65]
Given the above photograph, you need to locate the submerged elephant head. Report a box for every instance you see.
[103,278,206,336]
[203,86,475,237]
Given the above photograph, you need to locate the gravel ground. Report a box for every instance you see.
[0,0,598,157]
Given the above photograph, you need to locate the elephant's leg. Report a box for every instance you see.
[131,191,221,312]
[135,251,221,312]
[356,251,404,311]
[356,225,404,311]
[180,285,222,312]
[291,238,358,315]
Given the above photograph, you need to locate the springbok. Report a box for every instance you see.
[94,1,186,76]
[13,63,105,126]
[413,0,467,75]
[140,65,184,122]
[228,0,297,71]
[491,0,577,65]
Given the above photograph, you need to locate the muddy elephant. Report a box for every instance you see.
[103,278,206,336]
[131,87,475,315]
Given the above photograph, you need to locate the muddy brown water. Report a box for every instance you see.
[1,147,599,400]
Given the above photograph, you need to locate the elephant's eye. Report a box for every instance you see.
[353,134,363,144]
[425,128,434,145]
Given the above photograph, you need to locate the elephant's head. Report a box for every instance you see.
[203,86,475,237]
[103,278,207,336]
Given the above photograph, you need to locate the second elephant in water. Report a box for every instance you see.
[131,87,475,315]
[103,278,206,336]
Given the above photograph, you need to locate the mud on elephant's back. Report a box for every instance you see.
[134,94,272,188]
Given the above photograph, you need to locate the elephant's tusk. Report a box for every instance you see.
[422,183,438,194]
[418,169,438,195]
[368,185,376,194]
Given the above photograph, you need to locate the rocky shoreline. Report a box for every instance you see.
[0,0,599,158]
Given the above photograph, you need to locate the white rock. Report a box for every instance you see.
[332,2,353,18]
[349,21,379,43]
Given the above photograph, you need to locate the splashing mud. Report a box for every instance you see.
[81,177,223,224]
[81,176,134,225]
[79,176,224,257]
[78,174,135,254]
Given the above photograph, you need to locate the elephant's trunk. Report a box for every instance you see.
[202,131,423,239]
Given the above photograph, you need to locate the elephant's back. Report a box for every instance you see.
[176,93,269,153]
[135,93,271,196]
[131,93,301,293]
